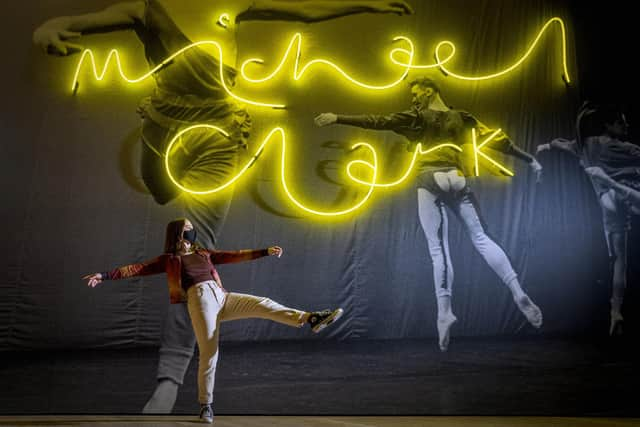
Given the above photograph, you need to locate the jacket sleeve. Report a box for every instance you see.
[336,110,419,131]
[462,112,534,164]
[103,255,167,280]
[208,249,270,265]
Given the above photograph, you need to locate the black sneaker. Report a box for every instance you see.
[308,308,344,333]
[199,404,214,424]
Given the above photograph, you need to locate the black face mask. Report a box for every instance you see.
[182,228,197,244]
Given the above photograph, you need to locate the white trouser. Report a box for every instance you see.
[417,186,518,301]
[186,281,306,404]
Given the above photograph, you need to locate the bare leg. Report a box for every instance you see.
[417,187,457,351]
[608,231,627,336]
[586,166,640,210]
[599,191,629,336]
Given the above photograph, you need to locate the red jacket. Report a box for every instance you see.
[104,248,269,303]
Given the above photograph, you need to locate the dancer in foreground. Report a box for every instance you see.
[83,218,343,423]
[34,0,412,413]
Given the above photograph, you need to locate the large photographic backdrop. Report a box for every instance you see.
[1,0,638,416]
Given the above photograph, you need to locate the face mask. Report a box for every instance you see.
[182,228,197,244]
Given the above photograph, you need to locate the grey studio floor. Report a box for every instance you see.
[1,336,640,427]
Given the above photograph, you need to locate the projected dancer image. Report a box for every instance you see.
[33,0,413,413]
[315,76,543,351]
[83,218,344,423]
[537,103,639,336]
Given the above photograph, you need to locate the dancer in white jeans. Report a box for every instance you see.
[83,218,343,423]
[315,76,543,351]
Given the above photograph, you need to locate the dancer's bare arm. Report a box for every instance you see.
[33,1,145,56]
[236,0,413,24]
[536,138,579,158]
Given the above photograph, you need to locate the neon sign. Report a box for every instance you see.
[162,125,512,217]
[66,17,567,216]
[390,17,570,83]
[70,17,571,105]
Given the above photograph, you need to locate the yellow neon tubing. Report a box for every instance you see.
[164,125,378,216]
[474,128,514,176]
[240,33,414,90]
[477,150,514,176]
[217,13,230,28]
[71,41,286,109]
[71,16,570,102]
[163,125,513,214]
[280,135,378,216]
[164,124,264,194]
[388,36,455,71]
[472,128,480,177]
[390,17,570,83]
[346,143,462,187]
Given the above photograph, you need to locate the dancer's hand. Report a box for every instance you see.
[314,113,337,127]
[535,143,551,155]
[33,21,83,56]
[83,273,103,288]
[529,158,543,183]
[268,246,283,258]
[371,1,414,16]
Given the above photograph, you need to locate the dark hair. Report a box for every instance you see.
[164,218,187,254]
[576,101,625,145]
[408,76,440,93]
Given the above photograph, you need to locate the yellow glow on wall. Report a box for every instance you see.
[70,41,286,108]
[240,33,414,90]
[163,125,378,216]
[164,124,240,194]
[280,135,378,217]
[65,15,562,217]
[474,129,515,177]
[472,129,480,177]
[162,124,513,216]
[70,16,571,104]
[390,17,570,83]
[216,13,230,28]
[346,143,463,188]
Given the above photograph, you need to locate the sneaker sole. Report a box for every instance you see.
[312,308,344,333]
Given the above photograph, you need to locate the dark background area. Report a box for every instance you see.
[570,0,639,139]
[569,0,640,335]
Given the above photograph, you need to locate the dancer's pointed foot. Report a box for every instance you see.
[437,313,457,352]
[516,295,543,328]
[609,311,624,336]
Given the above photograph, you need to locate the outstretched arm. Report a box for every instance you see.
[466,113,542,180]
[236,0,413,24]
[315,110,417,131]
[209,246,282,264]
[536,138,580,158]
[33,1,145,56]
[83,255,168,287]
